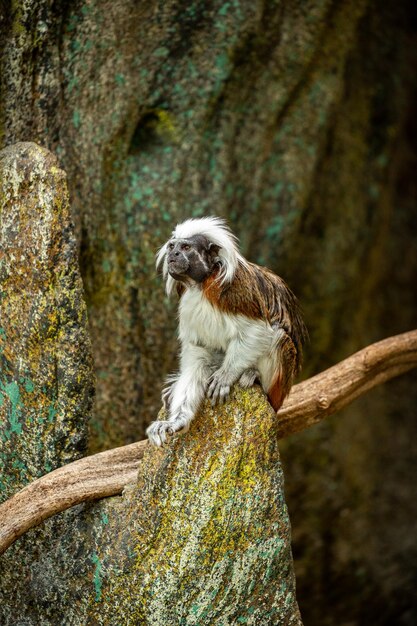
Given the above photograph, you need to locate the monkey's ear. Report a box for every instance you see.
[208,242,221,256]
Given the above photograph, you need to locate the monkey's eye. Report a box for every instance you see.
[181,244,190,251]
[167,243,174,250]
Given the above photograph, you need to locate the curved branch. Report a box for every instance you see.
[0,440,148,556]
[277,329,417,438]
[0,330,416,555]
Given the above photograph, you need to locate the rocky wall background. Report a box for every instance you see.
[1,0,416,624]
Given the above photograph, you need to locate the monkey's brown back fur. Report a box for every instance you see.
[203,262,307,410]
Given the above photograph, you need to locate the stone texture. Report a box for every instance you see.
[0,141,94,500]
[0,141,96,623]
[0,388,302,626]
[0,496,119,626]
[88,387,301,625]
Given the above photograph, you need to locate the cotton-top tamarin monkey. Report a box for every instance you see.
[146,216,307,447]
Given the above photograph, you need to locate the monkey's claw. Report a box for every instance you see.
[238,368,259,388]
[146,417,189,447]
[146,420,175,447]
[207,372,231,405]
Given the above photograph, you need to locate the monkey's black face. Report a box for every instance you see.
[166,234,219,283]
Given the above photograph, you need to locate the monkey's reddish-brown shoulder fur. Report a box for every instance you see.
[201,262,307,411]
[203,264,305,353]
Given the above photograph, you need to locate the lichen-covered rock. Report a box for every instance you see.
[87,386,301,625]
[0,141,97,625]
[0,0,377,449]
[0,387,301,626]
[0,141,94,499]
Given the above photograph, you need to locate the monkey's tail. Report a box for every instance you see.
[267,377,286,412]
[267,334,297,411]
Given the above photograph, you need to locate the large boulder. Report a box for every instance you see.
[88,388,302,625]
[0,141,94,499]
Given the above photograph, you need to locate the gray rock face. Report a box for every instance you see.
[0,141,96,624]
[0,142,94,500]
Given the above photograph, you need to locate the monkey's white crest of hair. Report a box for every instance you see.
[156,216,248,297]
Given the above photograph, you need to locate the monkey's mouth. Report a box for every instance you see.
[168,258,189,278]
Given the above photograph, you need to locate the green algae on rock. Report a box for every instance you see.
[0,142,94,500]
[87,386,302,625]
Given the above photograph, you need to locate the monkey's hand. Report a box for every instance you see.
[146,417,189,448]
[207,369,236,405]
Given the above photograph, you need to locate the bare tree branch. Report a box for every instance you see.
[0,330,416,555]
[276,329,417,438]
[0,440,147,556]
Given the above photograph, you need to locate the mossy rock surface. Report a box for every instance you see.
[0,141,96,625]
[1,385,302,626]
[0,141,94,500]
[88,387,302,625]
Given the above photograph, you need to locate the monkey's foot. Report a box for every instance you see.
[238,368,260,388]
[207,371,233,405]
[146,418,189,447]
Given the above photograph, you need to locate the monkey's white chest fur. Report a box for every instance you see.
[178,286,276,357]
[178,287,236,350]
